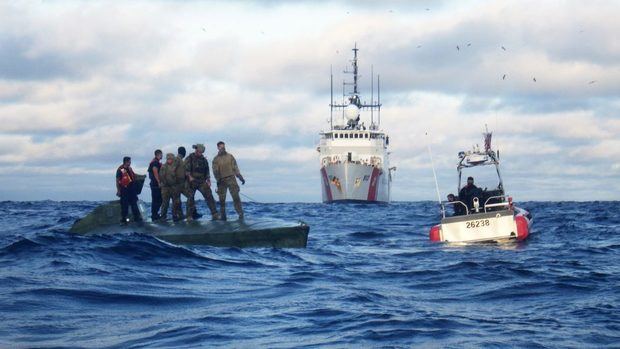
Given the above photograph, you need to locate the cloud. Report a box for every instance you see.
[0,125,131,165]
[0,0,619,201]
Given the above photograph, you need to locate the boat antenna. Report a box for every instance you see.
[426,132,444,216]
[370,64,374,125]
[377,74,381,127]
[353,43,359,96]
[330,65,333,129]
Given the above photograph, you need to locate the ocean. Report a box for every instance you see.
[1,200,619,348]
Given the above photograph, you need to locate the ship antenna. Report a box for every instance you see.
[377,74,381,127]
[352,43,359,96]
[426,132,445,217]
[342,43,361,107]
[330,65,333,130]
[342,79,345,120]
[371,64,374,125]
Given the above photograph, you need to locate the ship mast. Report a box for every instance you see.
[330,43,382,130]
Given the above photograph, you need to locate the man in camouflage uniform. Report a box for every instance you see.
[173,146,189,221]
[185,143,219,220]
[212,141,245,220]
[158,153,181,221]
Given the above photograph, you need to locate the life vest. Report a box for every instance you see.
[118,165,135,188]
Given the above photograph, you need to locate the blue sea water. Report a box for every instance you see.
[0,201,619,348]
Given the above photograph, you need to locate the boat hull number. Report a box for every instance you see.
[465,219,491,229]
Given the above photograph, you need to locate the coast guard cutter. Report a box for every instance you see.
[317,45,394,203]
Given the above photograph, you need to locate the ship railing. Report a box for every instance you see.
[441,201,469,218]
[483,195,511,213]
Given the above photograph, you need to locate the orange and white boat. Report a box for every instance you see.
[429,128,532,243]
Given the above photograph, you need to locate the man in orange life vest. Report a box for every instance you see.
[116,156,143,224]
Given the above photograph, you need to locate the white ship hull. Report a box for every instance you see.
[320,162,390,203]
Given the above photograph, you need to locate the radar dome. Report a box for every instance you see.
[344,104,360,121]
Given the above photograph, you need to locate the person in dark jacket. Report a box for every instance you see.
[116,156,142,224]
[147,149,163,220]
[447,193,466,216]
[459,176,481,211]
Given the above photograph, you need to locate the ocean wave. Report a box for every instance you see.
[0,200,619,347]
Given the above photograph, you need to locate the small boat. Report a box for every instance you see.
[429,127,532,243]
[70,201,310,248]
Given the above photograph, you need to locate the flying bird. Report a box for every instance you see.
[588,80,597,84]
[502,74,506,80]
[533,77,537,82]
[425,8,430,11]
[467,43,471,47]
[456,45,460,51]
[417,45,422,48]
[501,46,506,51]
[202,27,206,32]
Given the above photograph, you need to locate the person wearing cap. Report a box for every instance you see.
[158,153,180,221]
[184,143,219,220]
[212,141,245,220]
[116,156,143,224]
[147,149,163,221]
[459,176,480,212]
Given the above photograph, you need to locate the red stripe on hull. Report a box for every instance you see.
[367,167,380,201]
[321,167,333,202]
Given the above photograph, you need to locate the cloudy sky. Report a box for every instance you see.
[0,0,618,202]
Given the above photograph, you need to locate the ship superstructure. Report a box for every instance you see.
[317,45,394,203]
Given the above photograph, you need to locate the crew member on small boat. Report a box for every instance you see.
[116,156,143,224]
[185,144,219,221]
[212,141,245,221]
[147,149,163,221]
[459,176,481,211]
[447,193,466,216]
[159,153,180,221]
[174,146,192,221]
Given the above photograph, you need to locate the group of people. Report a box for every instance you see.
[446,176,481,216]
[115,141,245,224]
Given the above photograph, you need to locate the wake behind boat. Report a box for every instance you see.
[429,127,532,243]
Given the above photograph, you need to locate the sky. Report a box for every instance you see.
[0,0,619,202]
